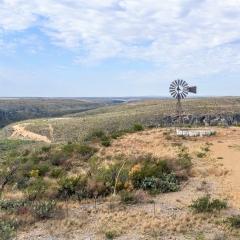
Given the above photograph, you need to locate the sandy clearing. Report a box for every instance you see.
[211,140,240,203]
[9,124,51,143]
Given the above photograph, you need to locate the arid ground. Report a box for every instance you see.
[5,123,240,240]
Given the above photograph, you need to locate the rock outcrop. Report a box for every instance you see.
[150,114,240,127]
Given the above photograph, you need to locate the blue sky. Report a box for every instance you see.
[0,0,240,97]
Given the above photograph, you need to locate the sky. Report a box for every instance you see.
[0,0,240,97]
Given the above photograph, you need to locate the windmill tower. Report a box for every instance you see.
[169,79,197,128]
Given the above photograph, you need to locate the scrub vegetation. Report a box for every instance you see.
[0,97,240,239]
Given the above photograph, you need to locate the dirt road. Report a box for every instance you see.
[9,124,51,143]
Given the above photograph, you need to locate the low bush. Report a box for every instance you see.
[111,131,124,139]
[76,145,98,160]
[63,143,75,156]
[130,160,170,187]
[229,215,240,228]
[101,139,111,147]
[140,173,179,193]
[178,153,192,171]
[37,163,51,176]
[49,151,68,166]
[22,149,31,156]
[178,134,187,140]
[189,195,227,213]
[58,175,87,199]
[196,152,206,158]
[23,179,49,201]
[50,168,64,178]
[0,219,16,240]
[84,129,105,141]
[0,200,32,213]
[133,124,143,131]
[119,190,134,204]
[105,231,116,239]
[41,145,51,152]
[33,200,56,220]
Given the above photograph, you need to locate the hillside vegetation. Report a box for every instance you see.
[2,97,240,143]
[0,98,105,129]
[0,97,240,239]
[0,126,240,239]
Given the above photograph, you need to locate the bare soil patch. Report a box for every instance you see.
[9,124,51,143]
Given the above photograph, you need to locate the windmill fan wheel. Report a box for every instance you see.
[169,79,189,99]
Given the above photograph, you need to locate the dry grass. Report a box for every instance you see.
[1,126,240,239]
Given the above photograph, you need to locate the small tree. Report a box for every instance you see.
[0,157,21,197]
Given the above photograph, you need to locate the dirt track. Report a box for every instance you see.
[9,124,51,143]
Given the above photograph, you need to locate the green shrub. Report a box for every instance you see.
[189,195,227,213]
[49,151,68,166]
[0,219,16,240]
[178,134,187,139]
[178,153,192,171]
[33,200,56,220]
[140,173,179,193]
[91,130,105,138]
[119,190,134,204]
[37,163,51,176]
[22,149,30,156]
[63,143,75,156]
[41,145,51,152]
[229,215,240,228]
[75,145,98,160]
[95,164,129,190]
[196,152,206,158]
[30,153,42,164]
[165,135,172,140]
[23,179,49,201]
[172,142,182,147]
[84,130,106,141]
[111,131,124,139]
[0,200,32,213]
[58,175,87,198]
[101,139,111,147]
[50,169,64,178]
[202,146,210,152]
[105,231,116,239]
[130,160,170,187]
[133,124,143,131]
[160,172,180,192]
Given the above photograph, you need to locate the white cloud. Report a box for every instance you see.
[0,0,240,75]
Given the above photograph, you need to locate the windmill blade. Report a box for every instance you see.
[177,79,180,85]
[173,92,177,98]
[188,86,197,94]
[171,82,177,87]
[169,86,176,90]
[170,90,176,95]
[182,81,188,87]
[180,79,183,86]
[182,91,188,98]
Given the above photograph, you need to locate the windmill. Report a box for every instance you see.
[169,79,197,128]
